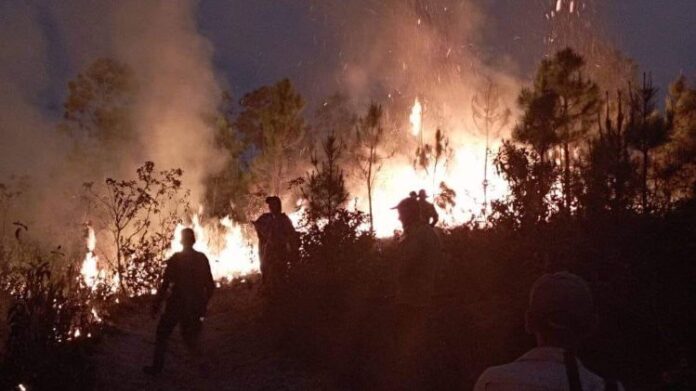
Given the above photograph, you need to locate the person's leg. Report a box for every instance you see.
[147,308,178,373]
[180,315,203,356]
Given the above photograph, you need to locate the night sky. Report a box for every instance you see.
[7,1,696,115]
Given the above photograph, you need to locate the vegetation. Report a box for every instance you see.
[2,47,696,389]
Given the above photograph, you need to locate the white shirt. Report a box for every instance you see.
[474,347,624,391]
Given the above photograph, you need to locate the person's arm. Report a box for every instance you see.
[152,258,174,317]
[202,254,215,303]
[431,206,439,226]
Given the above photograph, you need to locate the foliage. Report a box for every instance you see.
[472,78,511,214]
[84,161,190,295]
[0,256,110,390]
[60,58,139,174]
[626,73,672,212]
[580,92,638,215]
[354,103,390,232]
[204,92,255,221]
[514,48,599,212]
[659,76,696,202]
[491,141,558,229]
[236,79,307,196]
[297,134,349,225]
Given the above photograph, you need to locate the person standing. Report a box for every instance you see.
[252,196,299,291]
[144,228,215,375]
[385,196,442,389]
[417,189,439,227]
[474,272,624,391]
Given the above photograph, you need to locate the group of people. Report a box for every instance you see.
[142,193,626,390]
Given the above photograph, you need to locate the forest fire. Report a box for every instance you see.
[168,214,259,281]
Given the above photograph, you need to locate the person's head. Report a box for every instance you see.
[409,191,417,199]
[393,197,420,228]
[265,196,282,214]
[525,272,597,350]
[180,228,196,249]
[418,189,428,200]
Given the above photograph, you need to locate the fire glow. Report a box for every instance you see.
[80,99,510,287]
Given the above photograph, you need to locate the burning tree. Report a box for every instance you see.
[355,103,389,233]
[83,162,190,295]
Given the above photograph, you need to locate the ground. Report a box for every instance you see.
[91,281,327,391]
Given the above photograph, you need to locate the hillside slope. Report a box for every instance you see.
[91,283,326,390]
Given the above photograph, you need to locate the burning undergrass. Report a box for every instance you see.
[0,251,112,390]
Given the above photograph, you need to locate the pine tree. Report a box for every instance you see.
[302,134,349,225]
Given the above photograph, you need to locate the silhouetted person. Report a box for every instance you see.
[253,196,298,292]
[474,272,624,391]
[417,189,439,227]
[385,196,442,389]
[143,228,215,375]
[409,190,418,200]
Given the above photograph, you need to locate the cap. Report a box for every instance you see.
[528,272,594,330]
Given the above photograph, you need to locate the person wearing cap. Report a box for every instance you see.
[144,228,215,375]
[417,189,439,227]
[386,196,443,388]
[253,196,299,292]
[474,272,624,391]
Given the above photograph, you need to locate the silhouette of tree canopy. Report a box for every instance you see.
[299,134,349,225]
[204,92,254,221]
[355,103,389,233]
[626,73,672,212]
[60,58,140,173]
[514,48,599,213]
[236,79,306,196]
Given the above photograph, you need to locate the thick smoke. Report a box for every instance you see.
[0,1,224,236]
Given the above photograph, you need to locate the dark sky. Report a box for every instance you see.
[29,0,696,114]
[192,0,696,100]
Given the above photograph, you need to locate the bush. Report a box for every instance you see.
[0,258,111,390]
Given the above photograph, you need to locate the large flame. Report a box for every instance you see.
[168,213,259,281]
[351,98,509,237]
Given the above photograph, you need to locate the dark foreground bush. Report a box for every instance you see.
[272,202,696,390]
[0,260,111,391]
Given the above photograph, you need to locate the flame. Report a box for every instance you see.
[348,98,510,237]
[409,98,423,137]
[168,213,260,281]
[80,226,100,289]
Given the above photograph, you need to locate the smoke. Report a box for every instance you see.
[0,2,64,180]
[0,0,225,247]
[107,0,225,201]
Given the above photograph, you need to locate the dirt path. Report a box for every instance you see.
[91,283,326,390]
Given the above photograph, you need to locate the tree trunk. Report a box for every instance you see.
[642,147,649,212]
[563,141,571,213]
